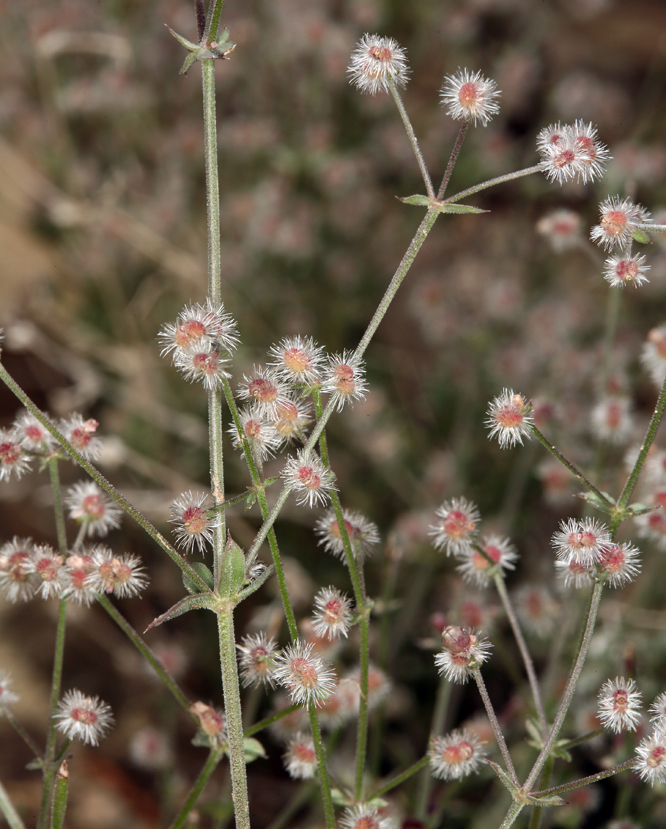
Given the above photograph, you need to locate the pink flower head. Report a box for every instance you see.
[238,366,290,418]
[440,68,500,126]
[551,518,611,566]
[322,351,368,411]
[268,335,324,384]
[237,633,278,689]
[272,641,336,707]
[456,535,518,587]
[62,552,98,605]
[169,491,218,553]
[312,586,353,640]
[603,253,650,288]
[229,407,280,461]
[597,542,641,588]
[271,398,311,445]
[435,626,492,683]
[428,727,487,780]
[485,389,533,448]
[60,415,102,461]
[189,701,227,748]
[158,299,239,358]
[634,728,666,785]
[536,209,582,252]
[537,121,609,185]
[28,544,65,599]
[13,410,57,453]
[598,677,642,733]
[0,429,31,481]
[591,396,634,445]
[65,481,122,538]
[173,346,231,388]
[641,325,666,388]
[0,537,39,602]
[649,692,666,726]
[315,508,380,559]
[555,557,594,590]
[282,449,336,507]
[429,497,480,556]
[88,546,148,598]
[283,733,317,779]
[55,689,114,746]
[347,33,410,95]
[340,805,392,829]
[590,196,650,251]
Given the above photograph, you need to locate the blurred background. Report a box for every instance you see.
[2,0,666,827]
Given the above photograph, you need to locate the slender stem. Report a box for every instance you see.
[0,362,209,592]
[355,615,370,801]
[612,372,666,530]
[389,81,434,199]
[168,748,225,829]
[0,704,43,758]
[529,424,613,507]
[0,777,26,829]
[49,459,67,555]
[559,726,606,751]
[493,574,547,735]
[51,762,68,829]
[530,758,636,797]
[203,0,225,45]
[243,704,300,738]
[371,756,430,800]
[497,801,525,829]
[97,594,193,716]
[438,120,470,199]
[217,608,250,829]
[220,377,299,641]
[523,580,604,792]
[527,755,552,829]
[442,165,543,205]
[308,703,335,829]
[37,598,67,829]
[473,670,519,786]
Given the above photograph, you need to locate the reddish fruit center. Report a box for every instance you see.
[283,348,310,373]
[443,510,474,540]
[601,210,628,236]
[458,82,479,107]
[175,319,206,347]
[369,45,391,62]
[249,377,278,403]
[71,707,97,725]
[443,740,474,764]
[82,495,105,519]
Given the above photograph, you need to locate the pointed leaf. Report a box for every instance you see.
[397,195,488,215]
[576,490,615,513]
[525,794,566,807]
[627,502,660,517]
[331,789,350,807]
[632,230,651,245]
[164,24,198,51]
[179,52,198,75]
[486,760,519,795]
[144,593,217,632]
[183,562,214,595]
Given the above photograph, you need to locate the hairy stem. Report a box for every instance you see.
[168,748,225,829]
[473,670,518,786]
[389,81,434,199]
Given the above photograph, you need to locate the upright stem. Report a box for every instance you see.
[389,82,434,199]
[473,670,518,786]
[438,120,469,199]
[217,608,250,829]
[523,580,604,792]
[308,703,335,829]
[0,778,25,829]
[493,574,547,735]
[203,0,225,45]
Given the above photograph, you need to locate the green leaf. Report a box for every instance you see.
[144,593,217,632]
[165,24,198,51]
[577,490,615,514]
[632,230,651,245]
[397,194,488,214]
[331,789,350,807]
[218,533,246,598]
[627,502,660,517]
[183,562,215,595]
[243,737,267,763]
[525,793,566,807]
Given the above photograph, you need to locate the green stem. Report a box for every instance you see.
[51,762,68,829]
[523,580,604,792]
[37,598,67,829]
[371,756,430,800]
[243,704,300,738]
[0,704,43,759]
[438,119,469,199]
[217,608,250,829]
[441,165,543,206]
[203,0,225,45]
[527,755,552,829]
[612,372,666,531]
[220,377,299,641]
[530,757,636,798]
[355,615,370,801]
[168,748,225,829]
[97,594,193,717]
[49,459,67,555]
[389,81,434,199]
[473,670,518,786]
[493,574,547,735]
[0,362,209,592]
[308,703,335,829]
[529,424,613,507]
[498,801,525,829]
[0,777,26,829]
